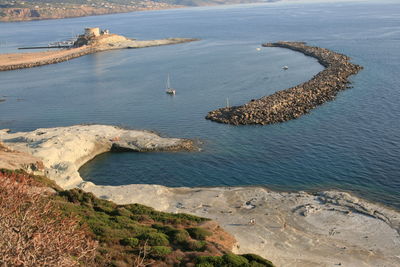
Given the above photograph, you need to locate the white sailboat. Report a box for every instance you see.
[165,74,176,95]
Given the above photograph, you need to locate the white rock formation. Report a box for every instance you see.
[0,125,193,189]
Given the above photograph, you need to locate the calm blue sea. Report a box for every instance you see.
[1,0,399,209]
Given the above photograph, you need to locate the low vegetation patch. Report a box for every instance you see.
[0,170,275,266]
[196,253,274,267]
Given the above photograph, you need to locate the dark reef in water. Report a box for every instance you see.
[206,41,363,125]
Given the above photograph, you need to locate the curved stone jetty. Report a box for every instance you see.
[206,41,363,125]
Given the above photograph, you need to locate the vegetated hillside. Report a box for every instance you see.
[0,169,275,266]
[0,0,272,21]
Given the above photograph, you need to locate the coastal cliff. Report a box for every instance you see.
[206,41,363,125]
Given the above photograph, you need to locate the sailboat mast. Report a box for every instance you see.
[167,74,171,89]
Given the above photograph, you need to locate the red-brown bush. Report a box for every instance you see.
[0,171,97,266]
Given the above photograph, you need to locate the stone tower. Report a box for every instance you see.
[84,27,100,38]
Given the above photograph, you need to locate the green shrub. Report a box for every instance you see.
[138,232,169,246]
[94,204,115,214]
[185,240,207,251]
[59,189,96,206]
[241,254,274,267]
[222,254,249,266]
[124,203,209,224]
[249,262,268,267]
[112,207,132,217]
[196,255,224,265]
[171,229,190,244]
[150,246,172,257]
[187,227,212,240]
[152,224,175,234]
[196,263,214,267]
[120,237,139,247]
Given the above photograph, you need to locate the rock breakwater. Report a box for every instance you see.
[206,41,363,125]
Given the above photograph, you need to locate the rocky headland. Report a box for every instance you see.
[206,41,363,125]
[0,30,197,72]
[0,125,195,188]
[1,125,399,266]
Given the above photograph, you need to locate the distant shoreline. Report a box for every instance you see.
[0,4,184,23]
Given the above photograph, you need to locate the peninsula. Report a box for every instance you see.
[1,125,399,266]
[0,27,197,72]
[206,41,363,125]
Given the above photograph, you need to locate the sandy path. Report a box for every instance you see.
[0,47,88,67]
[0,36,196,71]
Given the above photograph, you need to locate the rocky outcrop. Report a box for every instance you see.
[0,136,45,174]
[206,41,363,125]
[0,125,195,188]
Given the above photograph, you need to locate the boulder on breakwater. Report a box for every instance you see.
[206,41,363,125]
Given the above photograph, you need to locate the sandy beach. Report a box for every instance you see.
[1,125,399,267]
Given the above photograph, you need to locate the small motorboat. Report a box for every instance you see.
[256,47,261,51]
[282,66,289,70]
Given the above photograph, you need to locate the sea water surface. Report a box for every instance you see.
[1,0,399,209]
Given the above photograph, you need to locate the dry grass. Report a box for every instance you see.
[0,171,98,266]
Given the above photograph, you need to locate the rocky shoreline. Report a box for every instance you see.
[206,41,363,125]
[0,125,195,188]
[1,124,400,266]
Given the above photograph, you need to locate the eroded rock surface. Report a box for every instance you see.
[0,125,194,188]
